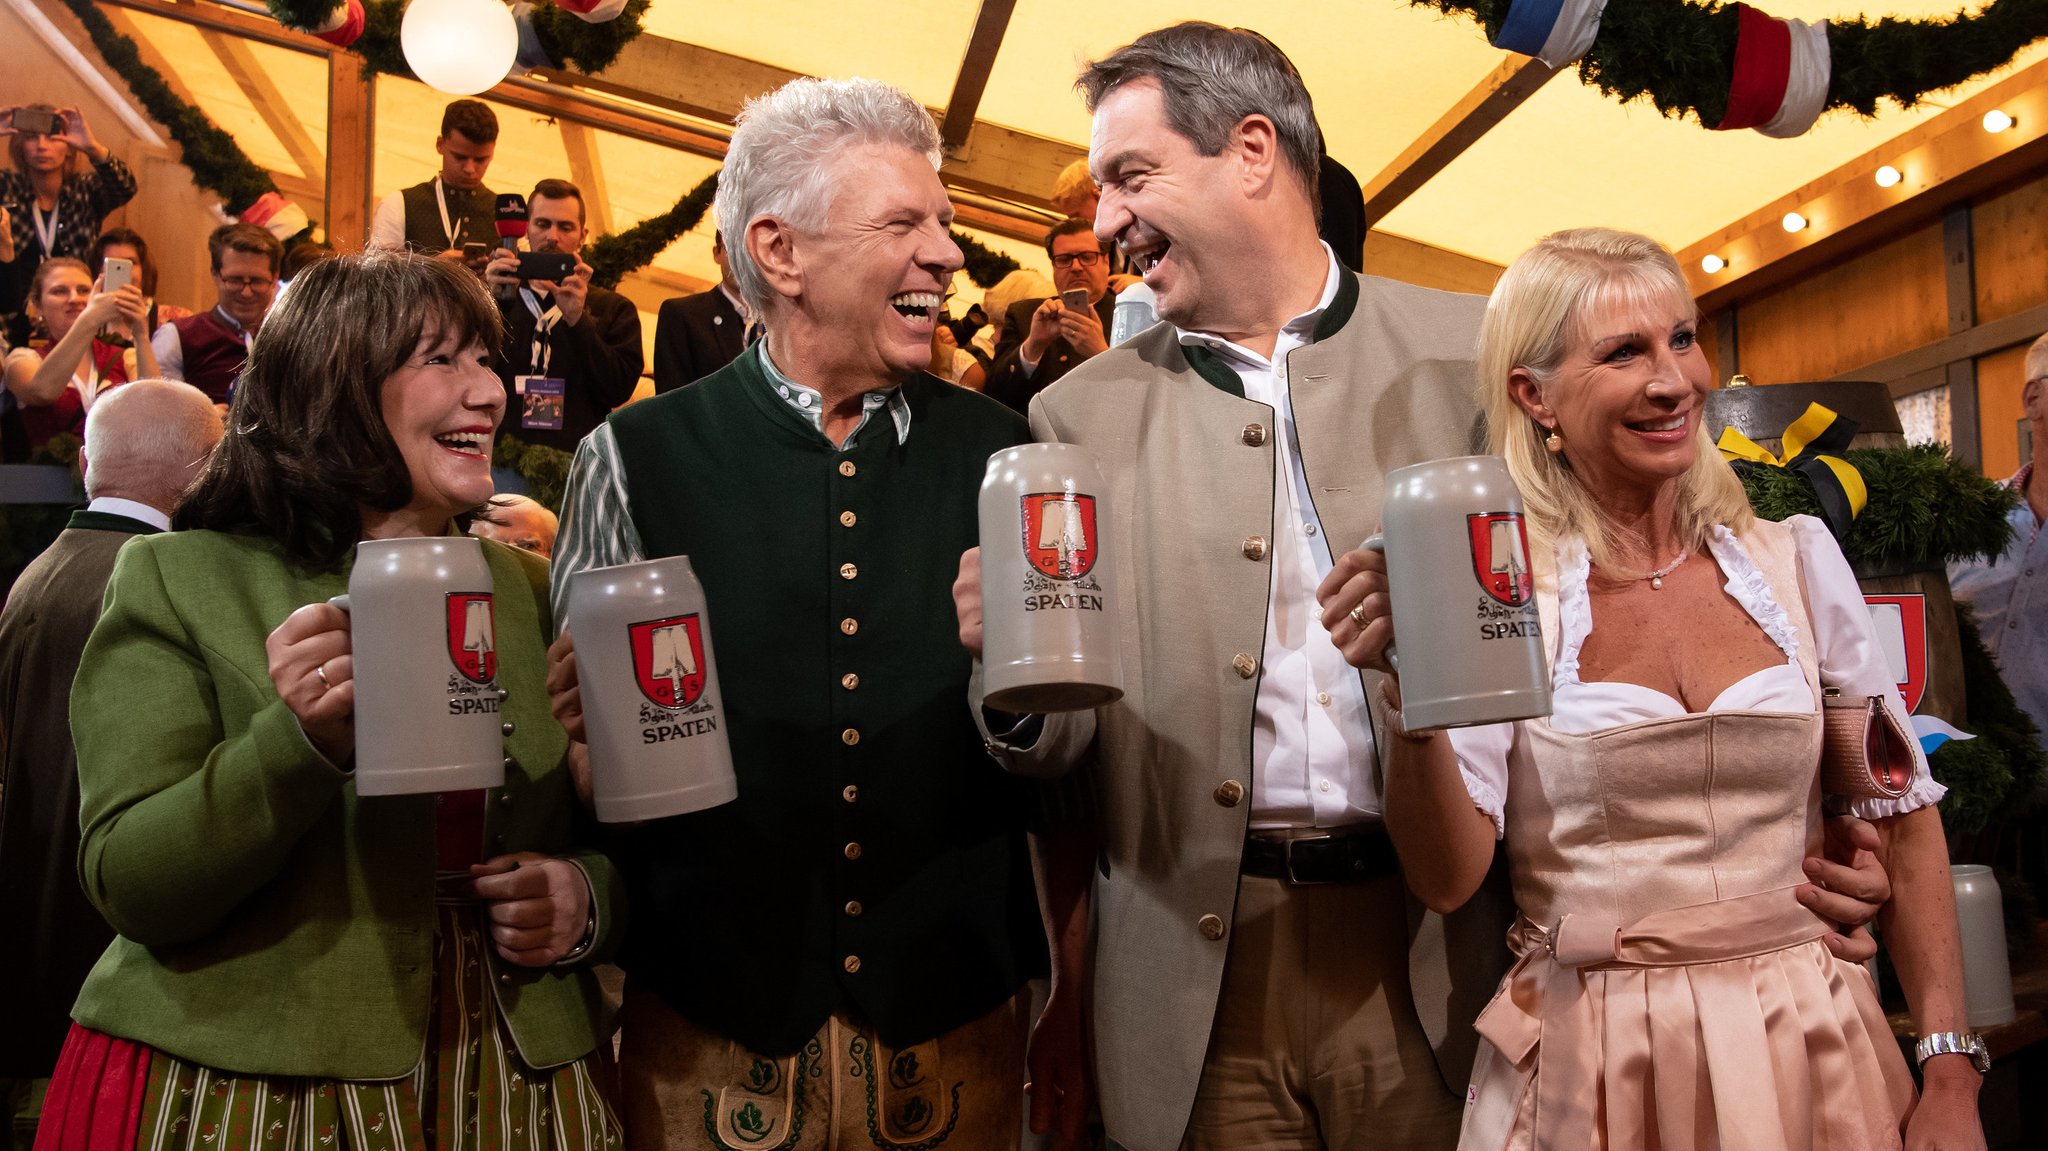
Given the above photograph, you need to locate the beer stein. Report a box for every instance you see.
[567,556,739,822]
[978,443,1124,713]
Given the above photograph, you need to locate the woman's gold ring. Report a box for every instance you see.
[315,663,331,690]
[1349,603,1370,627]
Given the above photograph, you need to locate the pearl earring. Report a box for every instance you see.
[1544,428,1563,453]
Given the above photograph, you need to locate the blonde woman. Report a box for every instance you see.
[1320,228,1982,1150]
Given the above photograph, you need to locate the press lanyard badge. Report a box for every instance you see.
[515,375,565,431]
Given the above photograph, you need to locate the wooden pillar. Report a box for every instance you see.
[325,55,375,253]
[1943,204,1982,464]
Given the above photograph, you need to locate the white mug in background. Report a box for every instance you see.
[978,443,1124,713]
[338,536,505,795]
[566,556,738,823]
[1950,864,2017,1027]
[1362,455,1550,731]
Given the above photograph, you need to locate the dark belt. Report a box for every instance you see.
[1241,825,1400,885]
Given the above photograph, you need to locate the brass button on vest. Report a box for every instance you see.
[843,955,861,973]
[1242,423,1267,447]
[840,510,857,527]
[844,900,863,917]
[840,617,858,635]
[1232,652,1257,679]
[842,784,859,803]
[839,460,857,477]
[843,842,862,860]
[841,728,860,746]
[841,673,859,690]
[1214,779,1244,807]
[839,563,858,580]
[501,722,515,736]
[1242,536,1267,561]
[1197,914,1226,941]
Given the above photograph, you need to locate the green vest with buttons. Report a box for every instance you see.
[606,351,1047,1056]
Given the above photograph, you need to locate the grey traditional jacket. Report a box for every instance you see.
[984,265,1514,1151]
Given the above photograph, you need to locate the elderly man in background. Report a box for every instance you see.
[1950,334,2048,758]
[470,493,558,558]
[0,380,222,1150]
[151,224,282,405]
[546,77,1049,1151]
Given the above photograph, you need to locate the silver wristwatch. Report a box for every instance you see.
[1914,1031,1991,1073]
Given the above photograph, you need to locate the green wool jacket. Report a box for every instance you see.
[605,353,1047,1056]
[70,530,621,1078]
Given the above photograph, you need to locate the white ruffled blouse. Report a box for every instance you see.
[1448,515,1946,837]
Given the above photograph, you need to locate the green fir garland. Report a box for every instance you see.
[584,172,718,290]
[1415,1,2048,128]
[492,434,574,513]
[57,0,278,214]
[269,0,650,83]
[954,230,1021,289]
[1930,606,2047,839]
[1737,444,2018,570]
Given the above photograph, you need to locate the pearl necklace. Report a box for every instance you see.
[1643,549,1690,591]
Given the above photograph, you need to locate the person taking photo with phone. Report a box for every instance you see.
[482,179,641,452]
[982,216,1115,414]
[2,257,157,455]
[0,104,137,344]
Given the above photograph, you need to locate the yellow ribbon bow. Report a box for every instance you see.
[1717,401,1868,533]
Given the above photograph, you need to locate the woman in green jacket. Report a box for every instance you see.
[38,252,623,1151]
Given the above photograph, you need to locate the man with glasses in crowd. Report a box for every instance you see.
[984,216,1115,415]
[151,223,281,407]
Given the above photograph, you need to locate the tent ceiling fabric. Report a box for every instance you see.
[94,0,2048,290]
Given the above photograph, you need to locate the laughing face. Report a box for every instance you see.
[378,326,505,532]
[1533,285,1710,501]
[789,143,962,388]
[1089,79,1246,331]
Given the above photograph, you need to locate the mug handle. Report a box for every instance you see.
[1359,534,1398,672]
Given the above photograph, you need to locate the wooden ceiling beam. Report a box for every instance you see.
[940,0,1015,151]
[1680,55,2048,313]
[197,26,326,181]
[1362,55,1556,226]
[558,119,614,235]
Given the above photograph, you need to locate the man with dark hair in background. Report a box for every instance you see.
[483,178,642,451]
[983,216,1115,415]
[150,223,282,405]
[0,380,222,1151]
[651,229,747,394]
[368,99,499,261]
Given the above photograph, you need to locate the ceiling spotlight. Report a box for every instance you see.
[1701,254,1727,274]
[1983,109,2015,133]
[1875,165,1903,188]
[1782,212,1808,233]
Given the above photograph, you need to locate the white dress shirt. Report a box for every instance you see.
[1175,245,1380,830]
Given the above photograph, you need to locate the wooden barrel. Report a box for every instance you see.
[1706,378,1963,728]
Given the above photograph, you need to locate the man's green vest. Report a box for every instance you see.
[399,179,495,253]
[606,352,1046,1055]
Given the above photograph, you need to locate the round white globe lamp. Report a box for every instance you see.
[401,0,518,96]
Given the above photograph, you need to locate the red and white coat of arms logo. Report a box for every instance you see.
[445,593,497,684]
[1864,594,1930,713]
[1021,493,1097,580]
[630,614,707,709]
[1467,513,1533,606]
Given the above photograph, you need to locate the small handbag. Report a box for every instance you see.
[1820,688,1915,800]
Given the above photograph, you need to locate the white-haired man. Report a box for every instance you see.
[956,21,1900,1151]
[469,493,558,558]
[545,78,1049,1151]
[0,380,221,1126]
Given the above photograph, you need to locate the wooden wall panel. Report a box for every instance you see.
[1975,343,2031,480]
[1973,172,2048,325]
[1734,224,1946,385]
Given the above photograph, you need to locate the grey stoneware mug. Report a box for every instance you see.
[978,442,1124,713]
[334,536,505,795]
[1362,455,1551,731]
[566,555,738,823]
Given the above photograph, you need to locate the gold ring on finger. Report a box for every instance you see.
[1349,603,1370,627]
[316,662,331,690]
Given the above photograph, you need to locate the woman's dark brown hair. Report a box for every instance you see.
[175,250,505,569]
